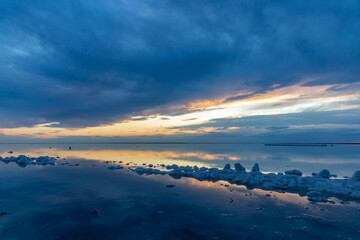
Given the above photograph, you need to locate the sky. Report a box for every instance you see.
[0,0,360,143]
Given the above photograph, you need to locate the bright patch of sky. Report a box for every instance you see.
[1,81,359,138]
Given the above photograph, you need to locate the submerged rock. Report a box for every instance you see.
[0,211,9,216]
[91,209,100,216]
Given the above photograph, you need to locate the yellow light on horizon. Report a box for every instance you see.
[0,81,359,138]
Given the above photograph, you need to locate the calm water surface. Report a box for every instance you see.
[1,143,359,176]
[0,144,359,239]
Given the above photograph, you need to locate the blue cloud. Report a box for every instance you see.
[0,0,360,127]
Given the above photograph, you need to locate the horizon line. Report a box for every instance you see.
[0,142,359,145]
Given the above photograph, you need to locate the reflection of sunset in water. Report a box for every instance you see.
[1,143,360,177]
[9,148,241,168]
[176,178,309,205]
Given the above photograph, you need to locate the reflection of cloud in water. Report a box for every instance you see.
[12,148,241,168]
[290,157,360,164]
[2,144,360,177]
[150,177,311,206]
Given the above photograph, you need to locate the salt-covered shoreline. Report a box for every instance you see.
[0,155,58,166]
[2,155,360,203]
[130,163,360,202]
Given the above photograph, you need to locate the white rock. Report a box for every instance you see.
[130,163,360,202]
[0,155,56,166]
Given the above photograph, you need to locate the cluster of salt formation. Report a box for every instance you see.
[107,165,124,170]
[0,155,57,166]
[132,163,360,202]
[312,169,337,178]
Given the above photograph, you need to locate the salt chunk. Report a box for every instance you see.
[252,163,260,172]
[223,164,231,170]
[234,163,245,171]
[285,169,302,177]
[312,169,335,178]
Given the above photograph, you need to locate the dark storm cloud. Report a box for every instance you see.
[1,0,360,127]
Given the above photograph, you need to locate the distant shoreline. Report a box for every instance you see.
[0,142,359,145]
[264,144,328,147]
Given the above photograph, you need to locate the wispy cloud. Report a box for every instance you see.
[0,81,359,139]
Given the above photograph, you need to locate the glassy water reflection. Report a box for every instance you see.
[1,143,359,177]
[0,144,360,239]
[0,160,358,239]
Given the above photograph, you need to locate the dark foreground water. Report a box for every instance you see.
[0,144,359,239]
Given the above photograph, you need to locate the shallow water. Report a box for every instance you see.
[0,144,360,239]
[1,143,359,177]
